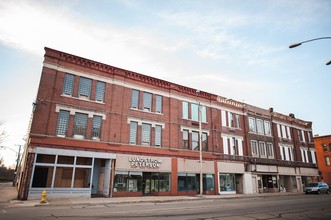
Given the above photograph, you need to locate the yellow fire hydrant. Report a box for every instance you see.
[40,190,47,203]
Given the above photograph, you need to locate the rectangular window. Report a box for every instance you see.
[155,95,162,113]
[298,130,303,142]
[63,73,75,96]
[286,127,291,139]
[201,105,207,123]
[257,119,264,134]
[281,125,287,138]
[325,156,330,166]
[192,131,199,151]
[202,132,207,151]
[323,144,328,152]
[78,77,92,99]
[236,115,241,128]
[259,142,267,158]
[141,123,151,145]
[73,113,88,138]
[183,130,189,149]
[191,104,199,121]
[131,90,139,109]
[229,112,234,127]
[219,173,235,192]
[264,121,271,135]
[143,92,152,111]
[249,117,256,132]
[95,81,105,102]
[251,140,258,157]
[177,173,196,191]
[56,110,70,137]
[155,125,162,147]
[267,143,274,159]
[92,115,102,139]
[182,102,189,119]
[129,121,138,144]
[221,110,226,127]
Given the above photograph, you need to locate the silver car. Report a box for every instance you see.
[305,182,329,194]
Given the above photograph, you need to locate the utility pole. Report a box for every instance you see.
[13,145,22,187]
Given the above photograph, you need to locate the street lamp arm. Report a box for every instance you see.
[289,37,331,48]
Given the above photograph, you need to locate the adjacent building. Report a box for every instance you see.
[17,47,318,200]
[313,135,331,186]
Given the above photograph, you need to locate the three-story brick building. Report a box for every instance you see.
[17,47,318,200]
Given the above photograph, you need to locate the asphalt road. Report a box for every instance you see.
[1,182,331,220]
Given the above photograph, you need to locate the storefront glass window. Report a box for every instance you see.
[203,174,214,191]
[113,171,143,192]
[31,166,54,188]
[177,173,196,191]
[31,153,94,189]
[219,173,235,192]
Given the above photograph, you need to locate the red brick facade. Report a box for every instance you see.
[17,47,318,200]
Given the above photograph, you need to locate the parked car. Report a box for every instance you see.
[305,182,329,194]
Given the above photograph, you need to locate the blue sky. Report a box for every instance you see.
[0,0,330,166]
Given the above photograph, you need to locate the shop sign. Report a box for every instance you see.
[128,157,162,169]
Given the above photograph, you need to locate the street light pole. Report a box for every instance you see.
[196,90,203,197]
[289,37,331,65]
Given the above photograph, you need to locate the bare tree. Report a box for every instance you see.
[0,120,7,144]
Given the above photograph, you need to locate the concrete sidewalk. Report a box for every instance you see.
[1,182,302,208]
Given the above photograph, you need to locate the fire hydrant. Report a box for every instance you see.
[40,190,47,203]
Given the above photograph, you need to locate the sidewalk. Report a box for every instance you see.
[1,183,302,208]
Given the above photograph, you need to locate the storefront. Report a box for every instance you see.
[113,154,172,197]
[177,158,215,195]
[218,161,245,194]
[29,147,116,198]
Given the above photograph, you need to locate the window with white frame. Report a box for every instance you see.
[251,140,258,157]
[78,77,92,99]
[202,132,208,151]
[249,117,256,132]
[155,125,162,147]
[229,112,234,127]
[236,115,241,128]
[56,110,70,137]
[192,131,199,151]
[310,149,316,164]
[131,90,139,109]
[92,115,102,139]
[143,92,152,111]
[222,136,243,156]
[95,81,105,102]
[259,142,267,158]
[298,129,303,142]
[325,156,330,166]
[266,143,274,158]
[191,104,199,121]
[201,106,207,123]
[73,113,88,138]
[129,121,138,144]
[257,119,264,134]
[155,95,162,113]
[182,102,189,119]
[182,101,206,122]
[183,130,189,149]
[264,121,271,135]
[141,123,151,145]
[63,73,75,96]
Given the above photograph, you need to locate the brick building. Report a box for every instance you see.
[313,135,331,186]
[17,47,318,200]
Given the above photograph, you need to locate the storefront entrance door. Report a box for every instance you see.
[143,172,151,195]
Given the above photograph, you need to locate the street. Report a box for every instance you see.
[1,182,331,220]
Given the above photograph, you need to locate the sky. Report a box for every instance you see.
[0,0,330,167]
